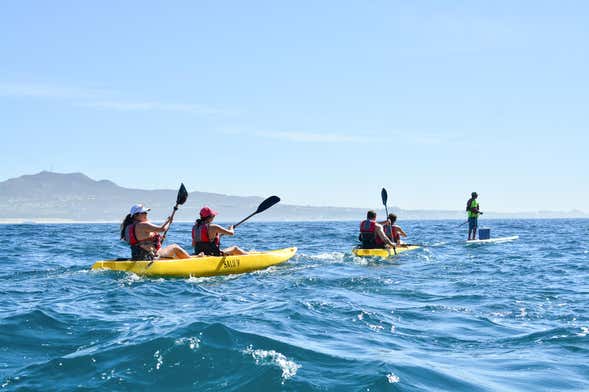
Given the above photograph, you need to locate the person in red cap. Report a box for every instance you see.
[192,206,248,256]
[121,204,191,260]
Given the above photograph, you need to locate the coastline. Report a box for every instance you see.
[1,217,587,224]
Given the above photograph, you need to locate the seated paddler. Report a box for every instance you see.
[120,204,191,261]
[380,213,408,246]
[358,210,396,249]
[192,206,248,256]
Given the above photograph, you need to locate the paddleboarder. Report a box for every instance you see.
[466,192,483,240]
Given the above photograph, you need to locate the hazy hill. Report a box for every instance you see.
[0,172,586,222]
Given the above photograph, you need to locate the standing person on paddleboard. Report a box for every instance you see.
[359,210,396,249]
[380,213,408,246]
[466,192,483,240]
[121,204,191,260]
[192,206,248,256]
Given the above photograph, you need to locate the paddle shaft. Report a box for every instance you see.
[381,188,396,255]
[161,205,179,244]
[233,195,280,229]
[233,211,257,229]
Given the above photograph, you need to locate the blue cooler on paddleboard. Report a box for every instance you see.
[478,228,491,240]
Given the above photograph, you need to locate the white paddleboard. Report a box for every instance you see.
[466,235,519,244]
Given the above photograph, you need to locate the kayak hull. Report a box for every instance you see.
[352,245,420,258]
[92,247,297,277]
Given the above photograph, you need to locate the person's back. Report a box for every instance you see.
[359,210,395,249]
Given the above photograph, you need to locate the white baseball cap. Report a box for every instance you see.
[130,204,151,216]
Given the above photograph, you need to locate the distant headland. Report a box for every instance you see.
[0,171,586,223]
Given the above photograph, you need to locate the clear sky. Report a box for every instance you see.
[1,1,587,213]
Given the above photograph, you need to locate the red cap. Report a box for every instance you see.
[200,206,218,218]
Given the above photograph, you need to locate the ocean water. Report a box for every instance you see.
[0,219,588,391]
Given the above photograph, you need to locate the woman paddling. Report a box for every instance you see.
[121,204,191,260]
[192,206,248,256]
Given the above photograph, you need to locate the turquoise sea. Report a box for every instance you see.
[1,219,588,391]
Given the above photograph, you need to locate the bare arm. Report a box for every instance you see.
[375,224,395,247]
[394,225,407,237]
[209,224,235,237]
[136,218,171,237]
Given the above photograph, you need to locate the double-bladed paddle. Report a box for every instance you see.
[234,195,280,229]
[381,187,396,255]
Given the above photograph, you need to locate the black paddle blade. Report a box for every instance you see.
[177,183,188,205]
[381,188,388,206]
[256,195,280,213]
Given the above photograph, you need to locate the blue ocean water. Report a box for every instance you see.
[0,219,588,391]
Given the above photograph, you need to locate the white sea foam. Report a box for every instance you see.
[119,273,143,286]
[175,337,201,350]
[153,350,163,370]
[386,373,400,383]
[244,346,301,382]
[304,252,345,262]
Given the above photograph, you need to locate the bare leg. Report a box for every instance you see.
[222,246,248,255]
[158,244,191,259]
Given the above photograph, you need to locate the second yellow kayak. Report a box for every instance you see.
[92,247,297,278]
[352,245,420,258]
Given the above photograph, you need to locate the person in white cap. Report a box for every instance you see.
[120,204,191,260]
[191,206,248,256]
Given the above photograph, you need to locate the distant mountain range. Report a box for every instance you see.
[0,172,586,222]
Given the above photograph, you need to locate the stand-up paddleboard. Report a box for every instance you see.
[466,235,519,245]
[352,245,420,258]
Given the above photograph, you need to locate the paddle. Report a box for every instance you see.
[233,195,280,229]
[381,187,396,255]
[161,183,189,245]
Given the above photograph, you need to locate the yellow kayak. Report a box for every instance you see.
[92,247,297,278]
[352,245,420,258]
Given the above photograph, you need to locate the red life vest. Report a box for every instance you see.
[360,219,375,234]
[384,223,400,243]
[192,223,220,247]
[359,219,379,245]
[124,223,161,250]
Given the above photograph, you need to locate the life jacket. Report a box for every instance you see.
[384,223,401,243]
[359,219,379,248]
[466,199,479,218]
[123,223,162,260]
[192,222,222,256]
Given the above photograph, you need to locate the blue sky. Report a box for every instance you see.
[1,1,587,212]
